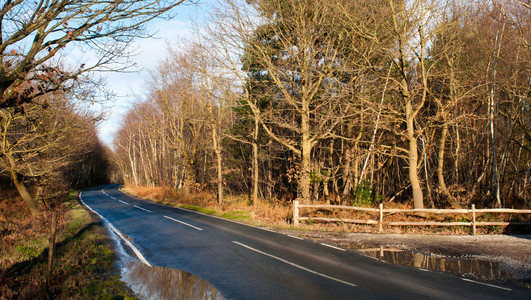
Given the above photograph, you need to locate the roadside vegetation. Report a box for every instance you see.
[123,185,530,235]
[123,185,291,226]
[114,0,530,214]
[0,190,135,299]
[0,1,190,297]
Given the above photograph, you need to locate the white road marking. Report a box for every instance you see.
[119,200,130,205]
[364,255,379,261]
[461,278,512,291]
[79,192,151,267]
[233,241,357,288]
[102,188,117,200]
[321,243,346,252]
[134,205,152,213]
[164,216,203,231]
[287,234,304,240]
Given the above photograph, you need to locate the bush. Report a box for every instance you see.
[352,181,381,206]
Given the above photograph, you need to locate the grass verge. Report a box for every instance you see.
[0,190,135,299]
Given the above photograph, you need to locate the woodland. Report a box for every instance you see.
[0,1,187,297]
[114,0,531,211]
[0,0,186,214]
[0,0,530,216]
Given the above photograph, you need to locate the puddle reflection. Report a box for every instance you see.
[122,261,224,300]
[359,246,527,281]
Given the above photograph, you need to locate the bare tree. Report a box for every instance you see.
[0,92,99,213]
[213,0,362,204]
[1,0,190,108]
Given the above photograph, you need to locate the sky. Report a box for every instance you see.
[96,2,207,147]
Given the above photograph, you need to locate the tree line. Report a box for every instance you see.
[0,0,189,214]
[114,0,530,210]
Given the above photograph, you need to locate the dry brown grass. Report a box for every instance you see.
[0,190,69,268]
[123,184,291,226]
[122,184,530,235]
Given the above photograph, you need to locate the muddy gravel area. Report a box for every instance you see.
[276,230,531,263]
[270,228,531,287]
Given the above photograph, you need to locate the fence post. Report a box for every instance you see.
[378,203,383,233]
[471,204,476,236]
[293,200,299,226]
[47,210,57,284]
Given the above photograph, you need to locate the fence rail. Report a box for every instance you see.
[292,201,531,235]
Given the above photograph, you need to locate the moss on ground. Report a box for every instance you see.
[221,210,251,221]
[180,205,218,216]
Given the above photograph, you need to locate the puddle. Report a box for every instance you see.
[122,261,224,300]
[359,246,529,283]
[102,221,224,299]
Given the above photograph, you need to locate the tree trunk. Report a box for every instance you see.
[6,153,39,214]
[299,111,312,204]
[127,136,139,186]
[488,10,505,208]
[406,101,424,209]
[184,161,195,195]
[12,170,39,214]
[212,126,223,205]
[437,118,456,206]
[252,119,259,206]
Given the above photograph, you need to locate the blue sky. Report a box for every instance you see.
[97,1,208,147]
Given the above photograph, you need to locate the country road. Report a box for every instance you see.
[79,185,529,299]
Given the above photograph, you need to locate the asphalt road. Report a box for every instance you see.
[80,185,529,299]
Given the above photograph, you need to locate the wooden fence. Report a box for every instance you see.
[292,201,531,235]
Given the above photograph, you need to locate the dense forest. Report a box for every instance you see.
[1,0,530,214]
[113,0,530,210]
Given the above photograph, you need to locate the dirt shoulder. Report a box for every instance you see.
[270,228,531,269]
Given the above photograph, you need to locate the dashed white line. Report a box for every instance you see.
[461,278,512,291]
[134,205,152,213]
[320,243,346,252]
[119,200,130,205]
[163,216,203,231]
[233,241,357,288]
[287,234,304,240]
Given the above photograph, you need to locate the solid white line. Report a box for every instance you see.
[119,200,130,205]
[134,205,152,213]
[164,216,203,231]
[79,192,151,267]
[232,241,357,288]
[287,234,304,240]
[461,278,512,291]
[321,243,346,252]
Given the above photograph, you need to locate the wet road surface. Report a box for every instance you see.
[80,185,530,299]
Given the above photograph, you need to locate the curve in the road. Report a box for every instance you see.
[79,185,529,300]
